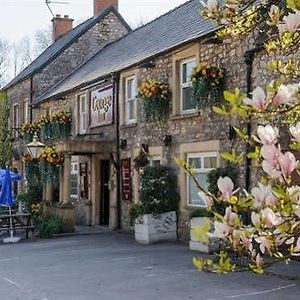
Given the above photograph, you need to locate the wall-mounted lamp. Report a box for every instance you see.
[163,135,172,146]
[141,144,149,153]
[120,139,127,150]
[228,125,236,141]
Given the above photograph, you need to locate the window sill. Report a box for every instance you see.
[170,112,200,121]
[121,123,138,129]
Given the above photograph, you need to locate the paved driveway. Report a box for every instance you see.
[0,233,299,300]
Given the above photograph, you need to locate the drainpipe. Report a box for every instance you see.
[112,72,121,230]
[244,45,263,191]
[29,77,34,123]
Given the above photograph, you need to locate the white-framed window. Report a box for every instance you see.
[149,155,161,167]
[24,101,29,123]
[187,152,218,207]
[70,162,79,199]
[180,58,197,113]
[125,76,137,124]
[13,104,19,138]
[77,94,88,134]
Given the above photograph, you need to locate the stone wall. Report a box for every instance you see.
[119,35,258,239]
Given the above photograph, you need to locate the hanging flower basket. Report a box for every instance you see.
[192,63,224,109]
[52,112,72,139]
[138,80,169,122]
[38,115,52,142]
[38,146,64,182]
[21,122,39,143]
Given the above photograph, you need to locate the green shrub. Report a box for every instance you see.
[16,183,43,211]
[129,203,144,225]
[140,165,179,215]
[36,214,65,238]
[190,208,213,218]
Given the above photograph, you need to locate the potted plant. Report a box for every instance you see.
[132,165,179,244]
[189,208,218,253]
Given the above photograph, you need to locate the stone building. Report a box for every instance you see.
[12,0,270,238]
[4,0,130,176]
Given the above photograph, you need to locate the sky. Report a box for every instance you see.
[0,0,188,43]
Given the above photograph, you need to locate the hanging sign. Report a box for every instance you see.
[90,87,113,127]
[121,158,132,202]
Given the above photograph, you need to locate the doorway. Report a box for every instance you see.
[100,160,110,225]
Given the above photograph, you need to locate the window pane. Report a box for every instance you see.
[127,79,134,99]
[188,157,201,169]
[182,60,196,83]
[204,157,217,169]
[80,96,86,113]
[128,99,136,120]
[182,86,196,111]
[189,173,209,206]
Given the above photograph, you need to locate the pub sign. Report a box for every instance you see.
[90,87,113,127]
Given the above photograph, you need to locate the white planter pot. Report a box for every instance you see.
[135,211,177,244]
[189,217,219,253]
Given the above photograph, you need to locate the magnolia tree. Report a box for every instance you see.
[180,0,300,274]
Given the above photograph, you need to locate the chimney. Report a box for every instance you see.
[94,0,118,17]
[52,14,74,42]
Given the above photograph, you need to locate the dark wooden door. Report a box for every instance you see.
[100,160,110,225]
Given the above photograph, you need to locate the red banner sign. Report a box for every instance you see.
[121,159,132,202]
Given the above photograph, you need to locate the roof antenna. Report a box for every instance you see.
[45,0,69,18]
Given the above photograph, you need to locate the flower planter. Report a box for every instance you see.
[189,217,219,253]
[135,211,177,244]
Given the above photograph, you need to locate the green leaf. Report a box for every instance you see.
[213,106,229,115]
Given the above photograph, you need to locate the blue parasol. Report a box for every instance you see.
[0,168,22,243]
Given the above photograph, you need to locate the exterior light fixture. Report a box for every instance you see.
[26,132,45,159]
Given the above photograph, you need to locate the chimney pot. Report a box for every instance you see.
[94,0,118,17]
[52,15,74,42]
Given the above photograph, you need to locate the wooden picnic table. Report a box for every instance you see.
[0,211,35,239]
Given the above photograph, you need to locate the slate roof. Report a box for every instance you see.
[5,7,131,89]
[35,0,218,104]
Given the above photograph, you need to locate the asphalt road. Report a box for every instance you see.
[0,233,299,300]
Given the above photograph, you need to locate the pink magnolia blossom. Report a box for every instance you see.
[200,0,218,13]
[257,125,279,145]
[212,221,230,239]
[251,212,261,227]
[261,144,280,167]
[277,11,300,34]
[273,84,299,105]
[278,152,297,178]
[197,191,213,208]
[261,207,281,227]
[290,122,300,142]
[262,160,281,179]
[217,177,234,200]
[288,186,300,205]
[255,253,263,268]
[293,205,300,219]
[243,87,267,110]
[251,183,278,208]
[255,236,272,254]
[224,206,237,226]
